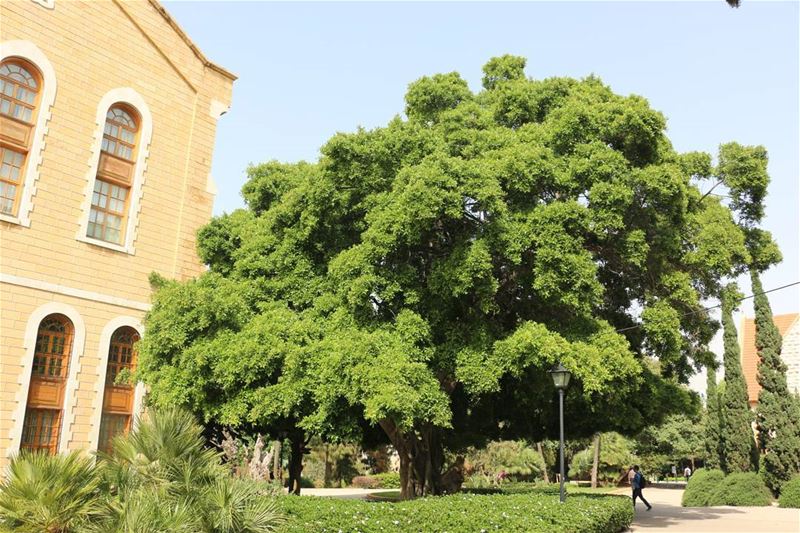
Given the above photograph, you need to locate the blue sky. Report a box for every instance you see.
[165,0,798,318]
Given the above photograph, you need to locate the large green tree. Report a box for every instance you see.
[719,283,757,473]
[139,55,753,499]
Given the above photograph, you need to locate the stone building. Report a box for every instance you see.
[740,313,800,407]
[0,0,234,467]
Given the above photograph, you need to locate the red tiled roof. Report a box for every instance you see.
[741,313,799,405]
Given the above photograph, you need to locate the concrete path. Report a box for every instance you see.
[296,487,397,499]
[625,487,800,532]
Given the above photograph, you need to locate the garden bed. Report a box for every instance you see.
[279,492,633,532]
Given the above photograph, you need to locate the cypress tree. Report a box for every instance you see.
[719,283,757,473]
[704,365,723,469]
[751,271,800,494]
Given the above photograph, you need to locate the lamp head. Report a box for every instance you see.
[549,362,571,390]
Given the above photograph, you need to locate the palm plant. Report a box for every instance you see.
[94,406,282,533]
[0,451,103,533]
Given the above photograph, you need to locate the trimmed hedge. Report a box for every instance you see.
[465,481,560,496]
[711,473,772,506]
[372,472,401,488]
[682,469,772,507]
[682,469,725,507]
[778,476,800,508]
[279,493,633,533]
[351,472,401,489]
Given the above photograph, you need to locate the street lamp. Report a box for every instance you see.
[549,362,571,503]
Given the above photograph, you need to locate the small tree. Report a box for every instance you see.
[752,272,800,495]
[719,283,757,473]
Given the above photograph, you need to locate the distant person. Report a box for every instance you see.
[684,466,692,483]
[627,465,636,486]
[631,465,652,510]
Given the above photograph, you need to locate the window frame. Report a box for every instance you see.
[89,317,144,454]
[0,41,56,227]
[77,88,152,255]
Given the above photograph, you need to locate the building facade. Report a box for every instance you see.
[740,313,800,408]
[0,0,234,467]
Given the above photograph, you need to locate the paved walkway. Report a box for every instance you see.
[297,487,396,499]
[624,487,800,532]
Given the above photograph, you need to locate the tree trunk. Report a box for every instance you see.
[272,440,282,482]
[379,419,455,499]
[590,433,601,489]
[537,442,550,483]
[287,433,305,495]
[324,443,332,487]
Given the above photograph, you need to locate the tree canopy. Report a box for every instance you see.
[139,55,763,498]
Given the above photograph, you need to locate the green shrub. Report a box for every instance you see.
[473,440,546,481]
[351,475,381,489]
[682,468,725,506]
[683,469,773,507]
[0,451,103,533]
[465,481,560,496]
[351,472,401,489]
[0,408,284,533]
[709,472,772,506]
[279,492,633,533]
[778,476,800,508]
[372,472,401,488]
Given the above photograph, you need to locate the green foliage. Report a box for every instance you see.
[682,470,772,507]
[278,493,633,533]
[681,468,725,507]
[635,414,705,465]
[372,472,402,488]
[778,476,800,508]
[569,433,634,484]
[710,473,772,507]
[351,472,401,489]
[717,142,769,227]
[719,284,757,473]
[97,407,283,533]
[0,451,104,533]
[751,272,800,495]
[703,367,723,469]
[469,440,546,481]
[481,55,527,90]
[140,55,756,496]
[0,408,284,533]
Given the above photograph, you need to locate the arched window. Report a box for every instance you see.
[98,326,139,453]
[87,104,139,245]
[0,59,41,217]
[21,314,73,454]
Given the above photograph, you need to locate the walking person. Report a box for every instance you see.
[684,465,692,483]
[631,465,652,510]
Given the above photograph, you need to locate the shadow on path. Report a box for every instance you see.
[620,487,800,532]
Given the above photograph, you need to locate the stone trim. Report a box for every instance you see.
[0,273,151,311]
[88,316,144,452]
[76,88,153,255]
[8,302,86,457]
[0,40,57,227]
[30,0,55,9]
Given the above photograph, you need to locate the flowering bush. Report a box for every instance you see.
[279,492,633,532]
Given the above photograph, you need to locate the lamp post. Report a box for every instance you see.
[549,362,571,503]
